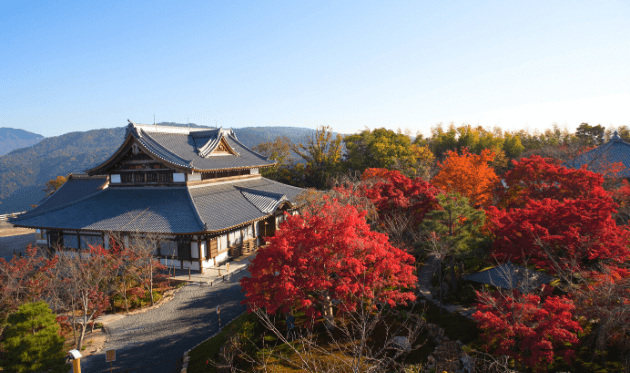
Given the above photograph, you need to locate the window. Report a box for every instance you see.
[173,173,185,182]
[160,240,178,257]
[63,234,78,249]
[121,173,133,183]
[146,173,158,182]
[201,241,207,258]
[134,173,145,183]
[159,173,172,183]
[80,235,103,250]
[111,174,121,183]
[36,229,47,241]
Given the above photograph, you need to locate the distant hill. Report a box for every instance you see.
[0,128,45,156]
[0,123,318,214]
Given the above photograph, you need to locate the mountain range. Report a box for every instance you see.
[0,128,45,156]
[0,123,318,214]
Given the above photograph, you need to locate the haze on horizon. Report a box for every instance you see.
[1,0,628,138]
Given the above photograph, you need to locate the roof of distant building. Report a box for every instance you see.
[463,261,554,293]
[565,131,630,177]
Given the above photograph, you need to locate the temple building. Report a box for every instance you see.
[565,131,630,177]
[10,121,304,272]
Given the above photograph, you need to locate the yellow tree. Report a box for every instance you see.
[431,148,498,208]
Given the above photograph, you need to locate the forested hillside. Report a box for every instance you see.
[0,128,45,156]
[0,123,318,213]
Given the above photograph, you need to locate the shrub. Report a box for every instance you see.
[1,301,70,373]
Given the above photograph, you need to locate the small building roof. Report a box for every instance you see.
[87,122,276,175]
[11,176,304,234]
[463,262,554,293]
[565,131,630,177]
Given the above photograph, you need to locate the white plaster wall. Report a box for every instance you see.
[215,251,228,264]
[191,242,199,259]
[202,259,213,269]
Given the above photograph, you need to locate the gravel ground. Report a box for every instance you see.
[80,269,249,373]
[0,232,37,261]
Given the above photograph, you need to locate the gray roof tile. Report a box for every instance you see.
[18,175,108,220]
[565,133,630,177]
[129,123,275,171]
[463,262,553,293]
[12,177,304,234]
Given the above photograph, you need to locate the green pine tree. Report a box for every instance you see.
[1,301,70,373]
[418,193,487,308]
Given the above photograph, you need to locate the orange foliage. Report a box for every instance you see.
[432,148,498,208]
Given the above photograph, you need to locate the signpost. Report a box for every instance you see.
[106,349,116,373]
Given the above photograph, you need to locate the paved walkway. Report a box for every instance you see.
[0,232,37,261]
[82,256,255,373]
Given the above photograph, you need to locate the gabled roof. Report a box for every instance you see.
[87,122,276,175]
[565,131,630,177]
[11,176,304,234]
[463,262,554,293]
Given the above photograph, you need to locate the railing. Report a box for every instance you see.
[0,211,26,221]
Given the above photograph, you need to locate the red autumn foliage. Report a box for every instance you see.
[489,156,630,274]
[497,155,609,209]
[361,168,441,228]
[0,245,57,315]
[240,199,417,320]
[473,287,582,371]
[487,197,630,274]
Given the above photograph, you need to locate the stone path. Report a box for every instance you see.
[81,260,253,373]
[416,253,476,319]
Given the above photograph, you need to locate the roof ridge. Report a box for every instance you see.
[237,186,286,200]
[225,135,275,163]
[185,187,207,231]
[136,128,192,168]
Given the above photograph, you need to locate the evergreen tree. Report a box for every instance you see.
[1,301,69,373]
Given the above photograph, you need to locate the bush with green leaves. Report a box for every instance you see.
[1,301,70,373]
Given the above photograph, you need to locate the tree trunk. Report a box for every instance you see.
[71,299,78,347]
[438,261,443,315]
[323,295,335,330]
[450,256,457,292]
[122,274,129,314]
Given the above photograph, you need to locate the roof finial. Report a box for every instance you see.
[613,130,621,142]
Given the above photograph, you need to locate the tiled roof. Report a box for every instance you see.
[12,177,304,234]
[189,177,304,232]
[128,123,275,171]
[565,132,630,177]
[463,262,553,293]
[11,187,204,233]
[18,175,109,220]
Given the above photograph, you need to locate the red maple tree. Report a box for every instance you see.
[489,156,630,274]
[473,287,582,371]
[240,198,417,327]
[361,168,441,228]
[497,155,609,209]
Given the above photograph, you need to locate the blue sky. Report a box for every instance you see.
[1,0,629,137]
